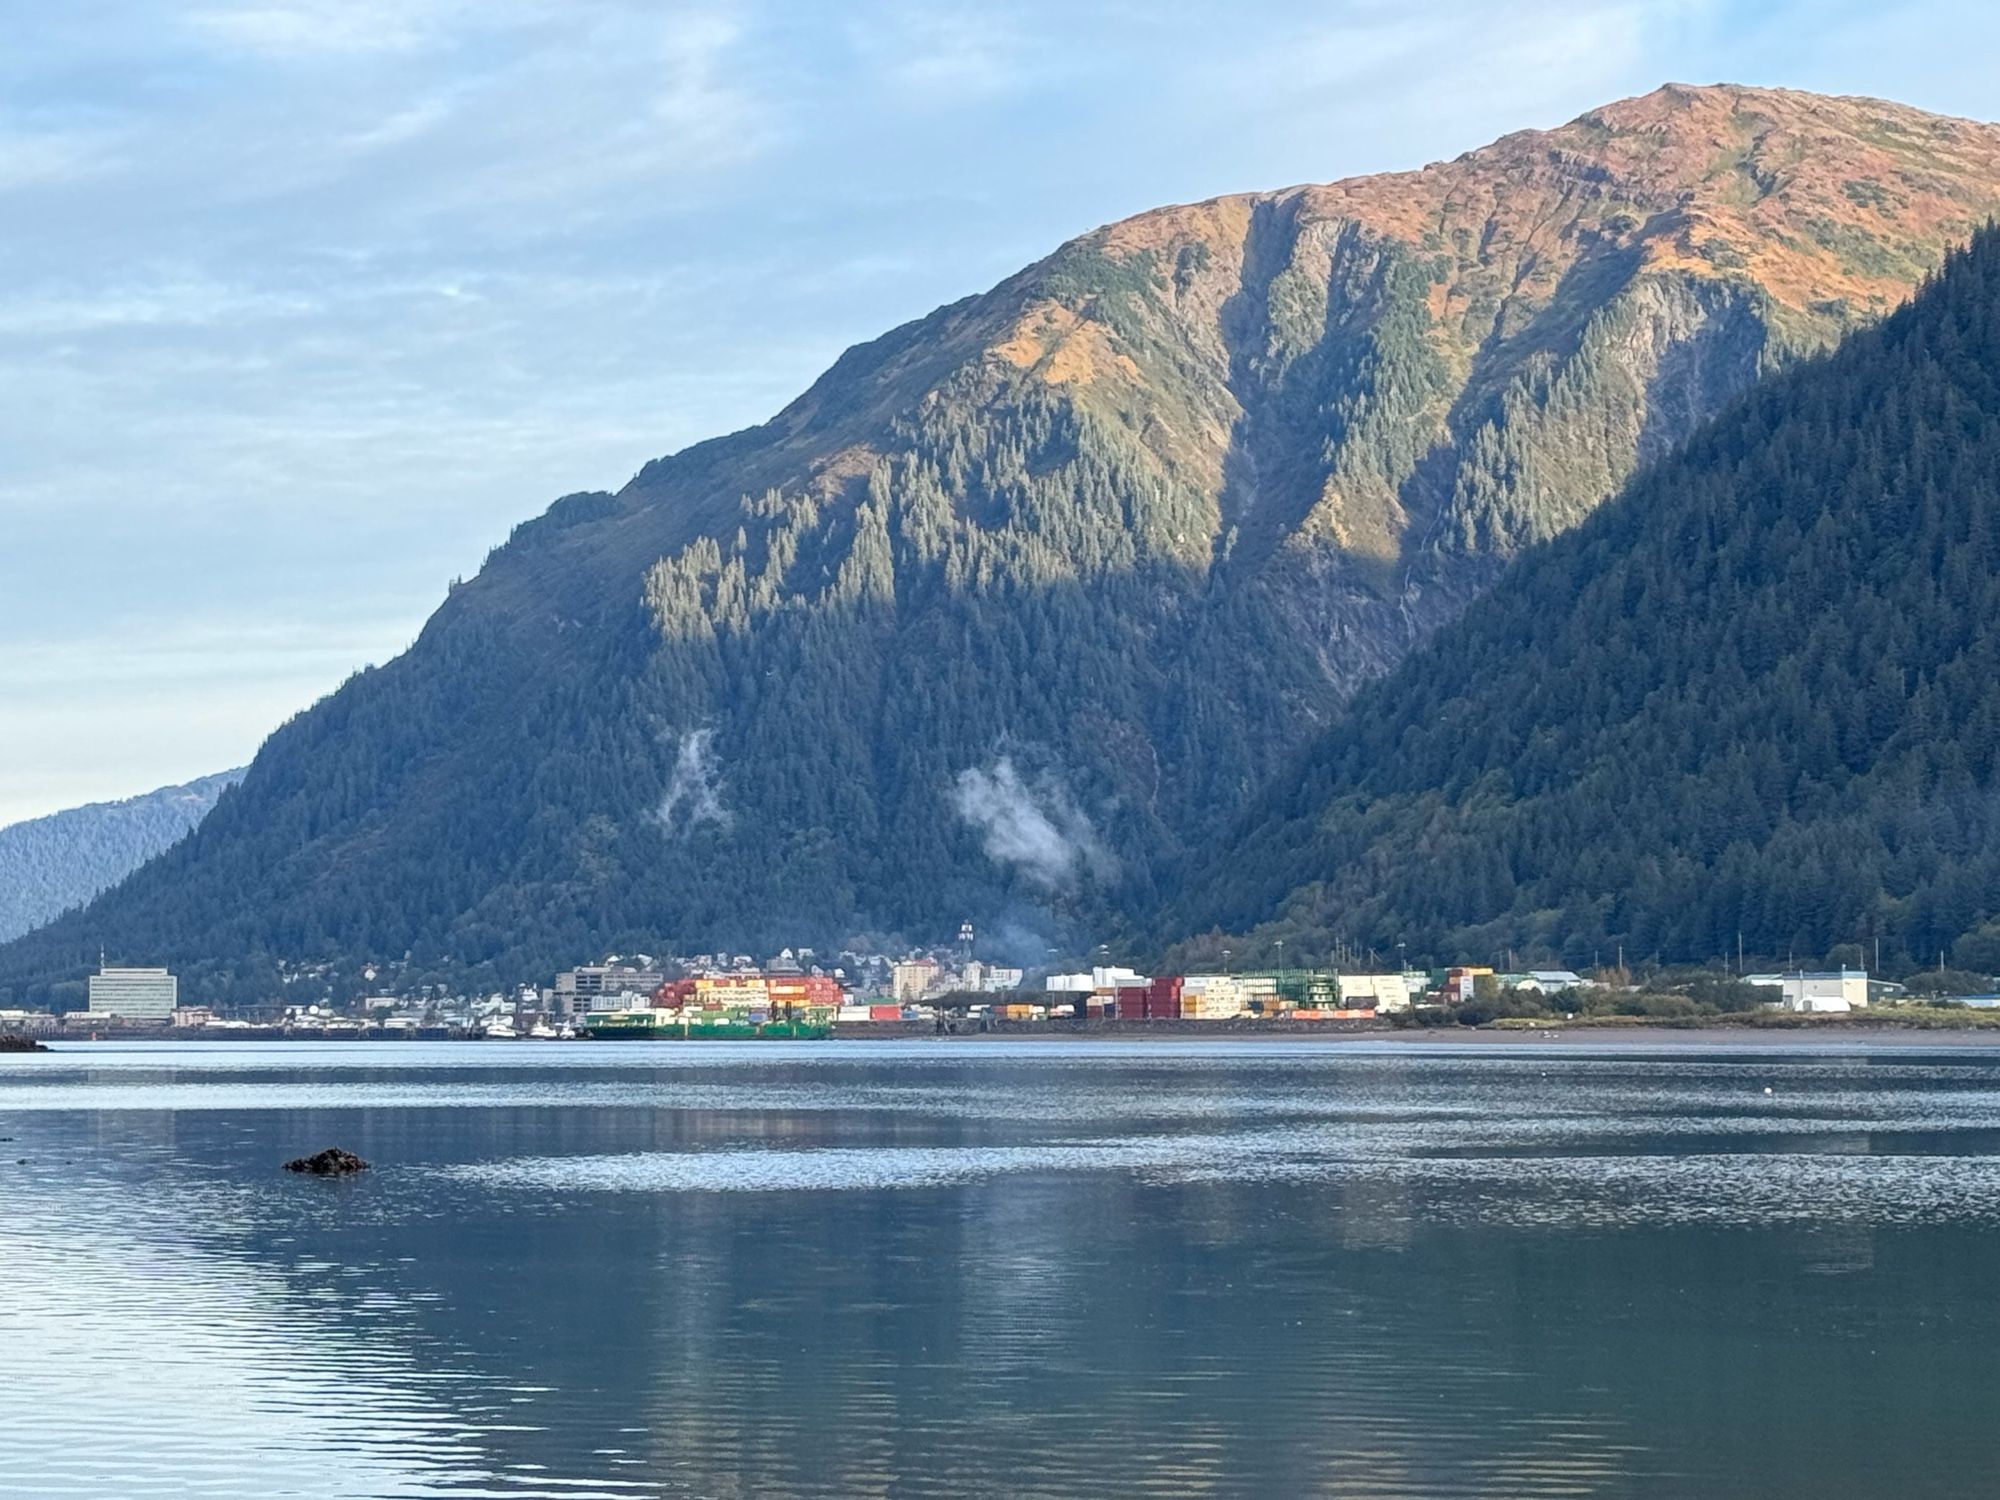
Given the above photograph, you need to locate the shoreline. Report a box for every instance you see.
[14,1022,2000,1050]
[876,1024,2000,1048]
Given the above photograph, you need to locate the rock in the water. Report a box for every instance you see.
[0,1034,46,1053]
[283,1147,370,1176]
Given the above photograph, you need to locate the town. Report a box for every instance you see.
[4,922,1962,1040]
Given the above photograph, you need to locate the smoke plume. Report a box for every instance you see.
[656,728,731,833]
[951,757,1111,893]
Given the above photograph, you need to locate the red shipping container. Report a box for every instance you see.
[868,1004,902,1021]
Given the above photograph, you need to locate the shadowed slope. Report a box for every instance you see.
[1175,227,2000,972]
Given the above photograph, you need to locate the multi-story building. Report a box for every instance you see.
[87,964,177,1020]
[553,965,664,1014]
[891,959,941,1003]
[960,961,1024,993]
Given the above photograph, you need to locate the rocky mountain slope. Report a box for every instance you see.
[0,771,244,944]
[1176,226,2000,972]
[7,85,2000,997]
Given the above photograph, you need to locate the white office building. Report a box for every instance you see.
[87,964,178,1020]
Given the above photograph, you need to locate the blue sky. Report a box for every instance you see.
[4,0,1999,825]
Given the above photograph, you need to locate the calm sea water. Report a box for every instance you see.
[4,1039,2000,1498]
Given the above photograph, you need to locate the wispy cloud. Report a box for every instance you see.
[188,0,440,57]
[183,0,512,58]
[850,5,1040,104]
[0,275,317,335]
[342,92,459,152]
[1203,0,1676,116]
[0,126,121,192]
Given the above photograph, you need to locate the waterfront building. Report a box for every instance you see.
[1046,966,1147,994]
[1444,966,1496,1001]
[1502,970,1585,994]
[1529,970,1585,992]
[87,963,177,1020]
[1748,969,1869,1013]
[959,961,1024,993]
[553,965,664,1015]
[1239,969,1340,1011]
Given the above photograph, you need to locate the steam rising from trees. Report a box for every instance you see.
[657,728,731,833]
[952,757,1111,893]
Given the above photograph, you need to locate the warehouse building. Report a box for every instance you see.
[1748,969,1869,1013]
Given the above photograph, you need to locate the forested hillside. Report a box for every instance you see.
[1179,226,2000,972]
[6,85,2000,1002]
[0,772,243,944]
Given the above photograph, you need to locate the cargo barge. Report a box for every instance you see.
[579,1008,831,1041]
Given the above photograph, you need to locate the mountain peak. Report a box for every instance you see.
[1088,84,2000,335]
[10,88,2000,990]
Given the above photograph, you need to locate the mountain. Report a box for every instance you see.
[0,771,244,944]
[8,85,2000,1000]
[1176,225,2000,974]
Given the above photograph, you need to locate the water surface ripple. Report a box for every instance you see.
[3,1039,1998,1498]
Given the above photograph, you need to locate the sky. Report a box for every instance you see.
[4,0,2000,826]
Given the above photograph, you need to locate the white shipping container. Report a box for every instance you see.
[1337,974,1413,1012]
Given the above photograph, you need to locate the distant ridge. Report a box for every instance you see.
[0,771,244,943]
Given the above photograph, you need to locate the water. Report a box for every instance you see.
[5,1038,2000,1498]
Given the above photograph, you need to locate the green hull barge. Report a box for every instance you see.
[580,1008,831,1041]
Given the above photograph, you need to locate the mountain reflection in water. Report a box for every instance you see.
[4,1039,1999,1498]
